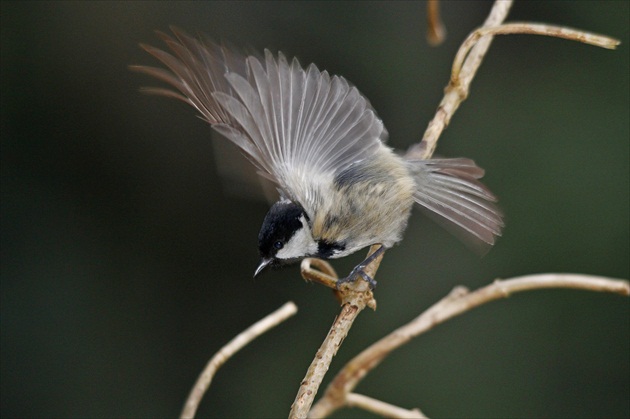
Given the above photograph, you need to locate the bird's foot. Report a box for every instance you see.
[335,245,386,290]
[336,265,378,290]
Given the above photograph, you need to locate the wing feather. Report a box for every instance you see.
[219,74,274,163]
[132,28,385,209]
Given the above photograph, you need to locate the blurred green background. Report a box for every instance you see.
[1,1,628,417]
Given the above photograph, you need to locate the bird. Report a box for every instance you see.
[131,28,504,287]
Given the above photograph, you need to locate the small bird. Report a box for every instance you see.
[131,28,503,286]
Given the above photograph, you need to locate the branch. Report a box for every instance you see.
[289,245,383,418]
[294,1,624,417]
[408,0,513,160]
[451,23,620,81]
[426,0,446,46]
[346,393,427,418]
[293,1,516,416]
[181,302,298,419]
[309,274,629,417]
[408,1,621,161]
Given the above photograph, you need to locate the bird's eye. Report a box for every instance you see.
[274,241,284,250]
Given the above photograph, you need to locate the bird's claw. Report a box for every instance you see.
[336,265,377,290]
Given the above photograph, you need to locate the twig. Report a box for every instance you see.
[309,274,629,417]
[300,258,338,290]
[408,0,513,160]
[289,245,383,418]
[346,393,427,418]
[181,302,298,419]
[451,23,620,82]
[290,302,363,419]
[426,0,446,46]
[409,0,622,161]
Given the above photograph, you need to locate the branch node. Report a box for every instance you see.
[493,278,511,297]
[449,285,470,299]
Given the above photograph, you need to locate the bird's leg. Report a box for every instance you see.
[336,245,386,290]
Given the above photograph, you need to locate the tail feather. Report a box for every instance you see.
[408,158,504,252]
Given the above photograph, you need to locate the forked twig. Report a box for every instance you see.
[451,22,620,82]
[181,302,298,419]
[309,275,629,417]
[408,0,514,160]
[412,9,622,160]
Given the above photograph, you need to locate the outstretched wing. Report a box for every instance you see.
[131,27,385,209]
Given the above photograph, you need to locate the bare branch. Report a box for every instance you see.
[300,258,339,290]
[452,23,620,81]
[295,2,516,416]
[411,1,621,161]
[289,245,383,418]
[408,0,513,160]
[181,302,298,419]
[426,0,446,46]
[346,393,427,418]
[309,274,629,417]
[292,1,625,417]
[290,302,363,419]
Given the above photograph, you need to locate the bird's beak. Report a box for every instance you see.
[254,258,273,278]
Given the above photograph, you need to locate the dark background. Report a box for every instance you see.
[2,1,628,417]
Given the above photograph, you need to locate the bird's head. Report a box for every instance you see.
[254,200,317,277]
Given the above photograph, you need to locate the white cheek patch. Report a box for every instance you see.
[276,216,318,260]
